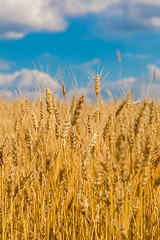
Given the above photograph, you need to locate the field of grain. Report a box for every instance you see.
[0,84,160,239]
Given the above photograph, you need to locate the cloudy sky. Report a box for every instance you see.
[1,0,160,99]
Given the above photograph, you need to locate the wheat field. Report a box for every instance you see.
[0,83,160,239]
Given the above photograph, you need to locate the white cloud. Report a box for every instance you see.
[0,68,60,92]
[134,0,160,5]
[106,77,136,90]
[104,1,160,32]
[102,65,160,99]
[149,17,160,28]
[136,54,150,60]
[0,59,11,70]
[122,77,136,83]
[0,31,25,39]
[1,0,160,39]
[122,53,133,58]
[0,0,120,39]
[103,76,142,99]
[120,53,150,60]
[63,0,119,16]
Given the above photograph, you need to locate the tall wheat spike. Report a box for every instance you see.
[45,88,53,115]
[62,82,66,100]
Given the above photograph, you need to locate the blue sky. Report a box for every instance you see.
[1,0,160,100]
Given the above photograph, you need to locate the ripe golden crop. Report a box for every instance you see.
[0,88,160,239]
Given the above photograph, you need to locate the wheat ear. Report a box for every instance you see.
[71,94,85,126]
